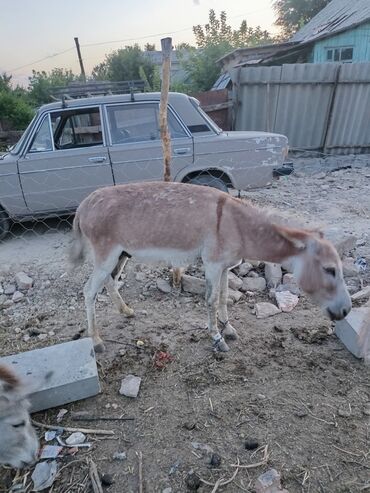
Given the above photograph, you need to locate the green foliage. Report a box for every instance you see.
[144,43,156,51]
[0,73,12,92]
[273,0,331,38]
[0,89,34,130]
[183,10,274,91]
[28,68,78,106]
[92,45,155,87]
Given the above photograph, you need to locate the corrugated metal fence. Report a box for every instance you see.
[231,62,370,154]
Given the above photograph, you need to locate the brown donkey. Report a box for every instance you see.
[70,182,352,353]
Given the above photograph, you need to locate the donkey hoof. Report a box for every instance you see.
[94,340,106,353]
[223,329,238,341]
[213,338,230,352]
[123,307,135,318]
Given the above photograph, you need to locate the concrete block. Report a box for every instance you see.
[335,307,370,358]
[0,338,100,412]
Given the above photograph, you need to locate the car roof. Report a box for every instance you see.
[39,92,191,112]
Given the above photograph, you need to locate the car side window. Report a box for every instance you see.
[107,103,189,145]
[51,107,103,150]
[28,115,53,153]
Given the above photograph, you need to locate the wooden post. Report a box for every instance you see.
[74,37,86,82]
[159,37,172,182]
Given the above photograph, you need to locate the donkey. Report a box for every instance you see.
[0,365,39,468]
[70,181,352,353]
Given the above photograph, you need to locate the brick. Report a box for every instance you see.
[335,307,370,358]
[0,338,100,412]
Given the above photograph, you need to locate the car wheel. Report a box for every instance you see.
[187,174,229,193]
[0,207,10,241]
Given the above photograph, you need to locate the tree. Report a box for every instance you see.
[92,45,155,87]
[182,10,273,91]
[144,43,156,51]
[28,68,78,106]
[273,0,331,38]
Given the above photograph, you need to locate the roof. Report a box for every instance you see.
[291,0,370,43]
[217,42,294,64]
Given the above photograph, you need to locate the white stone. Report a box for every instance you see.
[236,262,253,277]
[12,291,24,303]
[264,263,282,288]
[135,272,146,282]
[255,302,281,319]
[15,271,34,290]
[242,277,266,292]
[228,289,243,304]
[275,291,299,312]
[65,432,86,445]
[4,284,16,295]
[182,274,206,295]
[119,374,141,398]
[228,271,243,291]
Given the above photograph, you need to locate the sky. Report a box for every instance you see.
[0,0,278,86]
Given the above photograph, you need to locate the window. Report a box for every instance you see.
[106,103,188,145]
[51,107,103,150]
[326,47,353,63]
[29,116,53,153]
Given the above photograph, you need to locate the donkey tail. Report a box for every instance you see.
[69,212,86,267]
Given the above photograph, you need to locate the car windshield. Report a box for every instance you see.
[10,113,38,155]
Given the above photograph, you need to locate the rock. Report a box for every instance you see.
[135,272,146,282]
[247,271,259,278]
[275,291,299,312]
[236,262,253,276]
[31,461,58,492]
[264,263,282,288]
[113,451,127,460]
[0,283,3,295]
[15,271,33,290]
[4,283,16,295]
[363,402,370,416]
[119,374,141,398]
[0,294,8,307]
[242,277,266,292]
[342,258,359,277]
[249,260,261,268]
[244,438,259,450]
[37,333,48,341]
[156,279,172,294]
[12,291,24,303]
[351,286,370,302]
[255,302,281,319]
[209,453,222,467]
[162,488,172,493]
[23,335,31,342]
[101,474,114,486]
[255,468,288,493]
[182,274,206,295]
[315,172,326,179]
[65,432,86,445]
[326,232,357,258]
[228,271,243,290]
[185,471,201,491]
[228,288,243,304]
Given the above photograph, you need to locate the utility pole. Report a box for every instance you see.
[159,37,172,182]
[74,37,86,82]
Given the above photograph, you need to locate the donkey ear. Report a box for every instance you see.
[275,225,307,250]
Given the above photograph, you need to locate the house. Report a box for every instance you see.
[215,0,370,79]
[142,50,189,83]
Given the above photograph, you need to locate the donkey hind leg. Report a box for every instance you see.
[218,268,238,341]
[105,254,134,317]
[205,265,230,352]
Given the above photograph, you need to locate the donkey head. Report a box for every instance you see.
[0,365,40,469]
[278,226,352,321]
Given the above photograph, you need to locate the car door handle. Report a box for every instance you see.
[88,156,107,163]
[173,148,191,155]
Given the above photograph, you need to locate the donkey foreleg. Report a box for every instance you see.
[205,265,230,352]
[218,268,238,340]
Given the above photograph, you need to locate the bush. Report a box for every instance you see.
[0,91,34,130]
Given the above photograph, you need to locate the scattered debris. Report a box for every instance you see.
[255,302,281,318]
[275,291,299,312]
[56,409,69,423]
[291,325,331,344]
[355,257,367,272]
[186,470,201,491]
[255,468,288,493]
[65,431,86,445]
[153,350,174,370]
[89,458,104,493]
[45,430,58,441]
[31,460,58,492]
[101,473,114,487]
[191,442,213,454]
[119,374,142,398]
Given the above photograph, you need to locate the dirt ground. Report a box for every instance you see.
[0,161,369,493]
